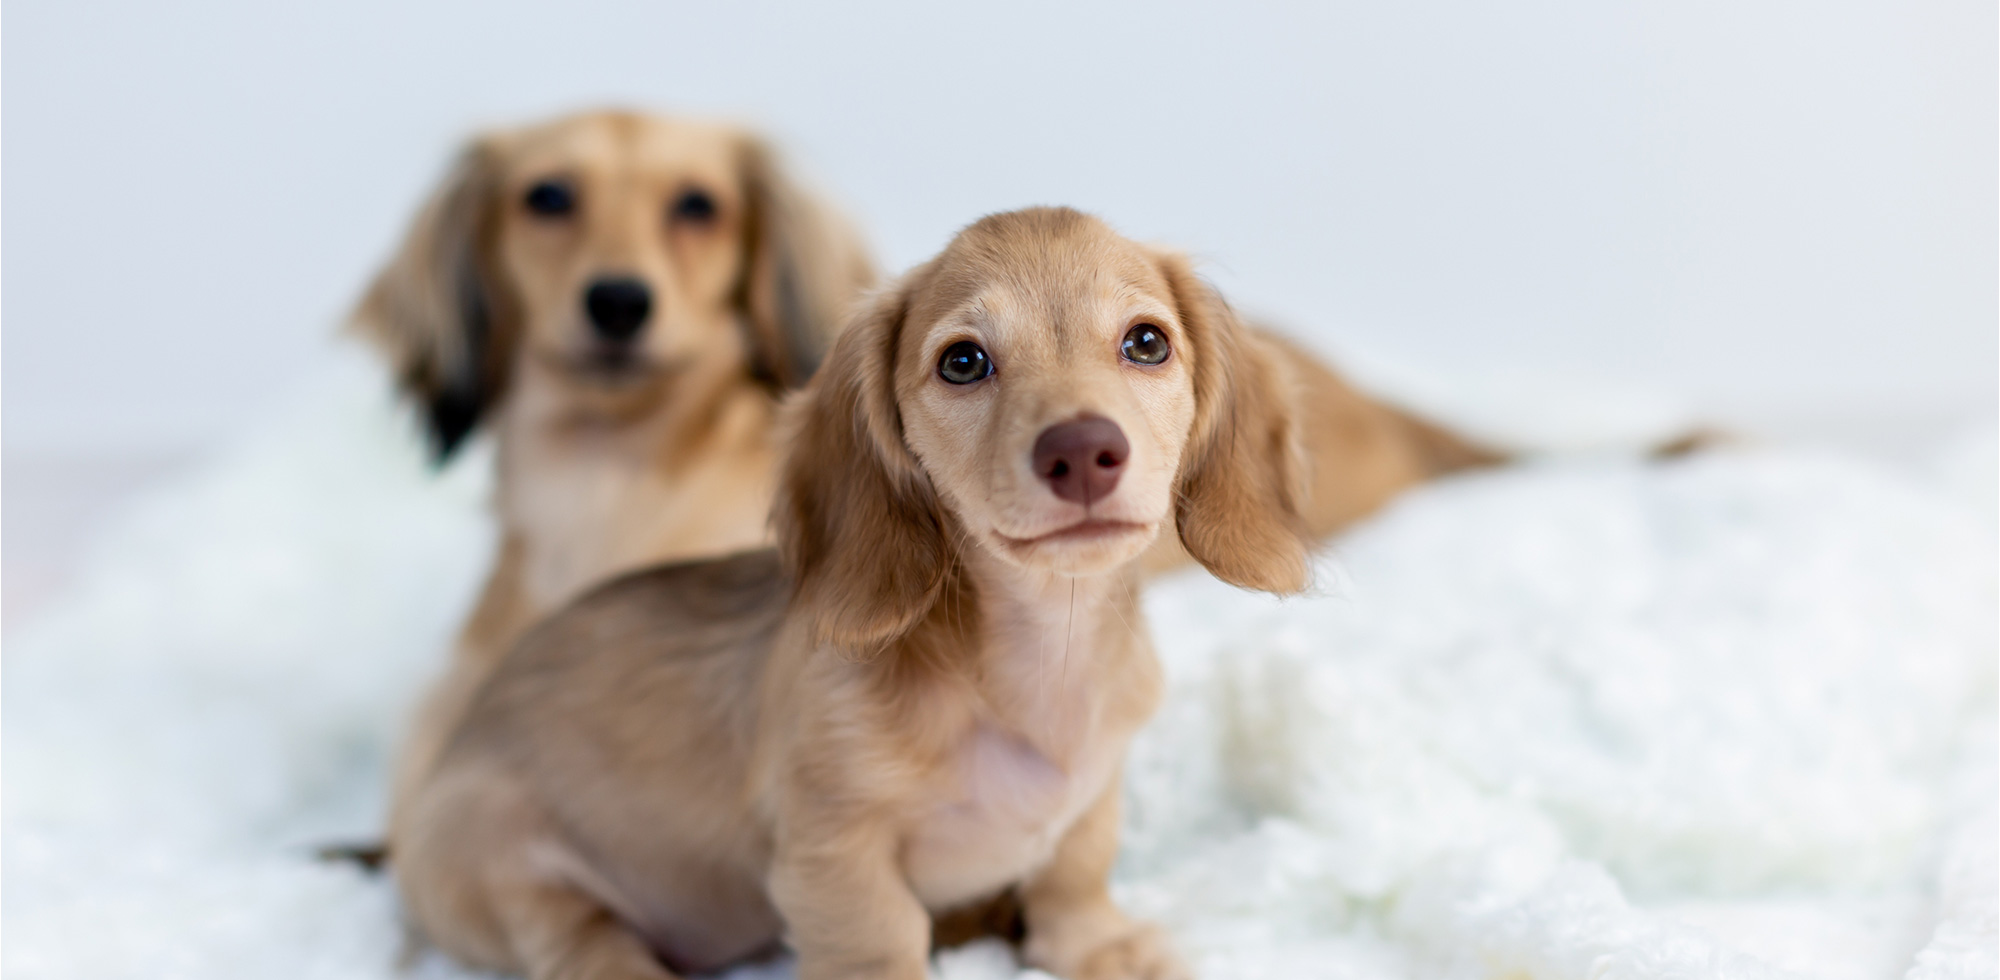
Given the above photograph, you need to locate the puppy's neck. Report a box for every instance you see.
[937,543,1150,757]
[487,345,780,609]
[959,546,1137,644]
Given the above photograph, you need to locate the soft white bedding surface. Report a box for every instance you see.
[5,350,1994,980]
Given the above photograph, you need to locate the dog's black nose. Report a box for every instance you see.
[1033,415,1129,505]
[584,278,653,342]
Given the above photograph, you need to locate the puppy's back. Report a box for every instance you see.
[447,548,790,783]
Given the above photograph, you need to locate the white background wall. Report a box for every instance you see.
[4,0,1994,456]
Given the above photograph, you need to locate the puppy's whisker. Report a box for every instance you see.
[1037,594,1051,733]
[1105,576,1140,645]
[1062,578,1076,709]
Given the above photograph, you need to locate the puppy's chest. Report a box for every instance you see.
[902,720,1124,910]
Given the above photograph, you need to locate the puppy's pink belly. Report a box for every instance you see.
[905,727,1078,909]
[906,811,1067,910]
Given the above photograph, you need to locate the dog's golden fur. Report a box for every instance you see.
[350,110,873,834]
[395,209,1323,980]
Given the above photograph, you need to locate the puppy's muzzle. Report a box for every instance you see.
[1033,416,1128,505]
[584,277,653,344]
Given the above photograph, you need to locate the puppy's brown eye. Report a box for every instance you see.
[671,188,717,224]
[524,180,575,217]
[1121,323,1170,365]
[938,341,992,385]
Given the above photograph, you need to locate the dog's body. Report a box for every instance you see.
[352,110,874,831]
[407,546,1159,977]
[397,209,1321,980]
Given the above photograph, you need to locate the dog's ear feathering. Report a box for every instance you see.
[1156,251,1314,595]
[349,138,512,463]
[774,275,951,654]
[736,136,876,392]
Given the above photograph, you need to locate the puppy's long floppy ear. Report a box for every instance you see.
[736,136,877,390]
[774,274,950,654]
[349,139,512,462]
[1159,251,1314,594]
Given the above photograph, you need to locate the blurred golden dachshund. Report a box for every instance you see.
[351,109,874,831]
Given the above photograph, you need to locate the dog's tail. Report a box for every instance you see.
[1645,426,1735,460]
[1385,402,1732,473]
[1384,405,1512,477]
[316,839,391,872]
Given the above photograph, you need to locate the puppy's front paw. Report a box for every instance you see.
[1067,925,1191,980]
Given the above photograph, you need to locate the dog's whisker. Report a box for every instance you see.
[1062,578,1076,711]
[1105,576,1141,645]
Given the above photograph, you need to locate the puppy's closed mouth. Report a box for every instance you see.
[996,520,1152,549]
[545,349,673,386]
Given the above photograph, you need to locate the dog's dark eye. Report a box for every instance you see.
[938,341,993,385]
[523,179,576,217]
[1121,323,1170,365]
[671,188,717,224]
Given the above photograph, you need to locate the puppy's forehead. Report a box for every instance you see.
[910,209,1173,338]
[500,112,742,184]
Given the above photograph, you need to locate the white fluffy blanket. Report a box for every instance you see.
[5,350,1994,980]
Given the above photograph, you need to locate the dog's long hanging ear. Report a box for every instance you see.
[774,274,950,654]
[735,135,877,390]
[1158,251,1314,594]
[348,138,512,462]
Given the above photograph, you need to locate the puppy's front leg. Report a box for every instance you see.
[768,822,930,980]
[1019,783,1190,980]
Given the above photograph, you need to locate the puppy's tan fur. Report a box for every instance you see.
[351,110,873,832]
[396,209,1317,980]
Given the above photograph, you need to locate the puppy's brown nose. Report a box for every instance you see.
[1033,416,1129,505]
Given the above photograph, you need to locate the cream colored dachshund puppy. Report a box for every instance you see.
[395,208,1318,980]
[351,110,873,823]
